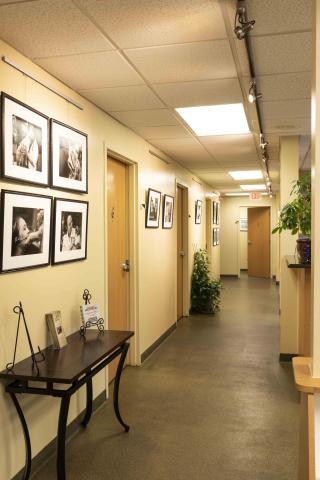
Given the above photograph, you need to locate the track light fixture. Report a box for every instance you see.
[259,133,268,149]
[234,7,255,40]
[248,81,262,104]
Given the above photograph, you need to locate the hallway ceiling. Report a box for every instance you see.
[0,0,312,193]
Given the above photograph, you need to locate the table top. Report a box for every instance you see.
[286,255,311,269]
[0,330,134,384]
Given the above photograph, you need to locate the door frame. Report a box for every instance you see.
[104,147,140,376]
[237,205,272,278]
[176,181,189,317]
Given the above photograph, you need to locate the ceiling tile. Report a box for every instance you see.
[74,0,226,48]
[149,138,214,162]
[201,134,257,158]
[261,99,311,120]
[125,40,237,83]
[247,0,312,36]
[79,85,164,111]
[110,109,179,127]
[0,0,114,58]
[257,72,311,102]
[132,125,191,139]
[264,117,311,135]
[153,78,242,107]
[251,32,312,75]
[36,51,144,90]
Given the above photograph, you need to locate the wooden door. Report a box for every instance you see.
[247,207,270,278]
[107,157,129,381]
[177,185,185,320]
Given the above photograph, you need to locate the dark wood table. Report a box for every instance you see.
[0,329,134,480]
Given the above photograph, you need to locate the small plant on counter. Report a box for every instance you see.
[272,171,311,263]
[190,249,222,314]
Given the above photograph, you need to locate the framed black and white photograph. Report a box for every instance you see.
[240,218,248,231]
[51,120,88,193]
[162,194,174,229]
[213,228,220,246]
[146,188,161,228]
[1,93,49,186]
[213,201,220,225]
[0,190,52,273]
[213,201,217,225]
[195,200,202,224]
[52,199,88,265]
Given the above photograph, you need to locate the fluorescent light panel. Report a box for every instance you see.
[229,170,263,180]
[240,184,266,191]
[175,103,250,136]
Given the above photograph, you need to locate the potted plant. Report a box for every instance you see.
[190,249,222,314]
[272,172,311,263]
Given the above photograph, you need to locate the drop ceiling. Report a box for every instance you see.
[0,0,312,193]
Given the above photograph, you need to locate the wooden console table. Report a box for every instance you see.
[0,329,134,480]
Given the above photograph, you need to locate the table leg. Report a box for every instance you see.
[57,395,70,480]
[9,392,31,480]
[113,342,130,432]
[81,378,93,427]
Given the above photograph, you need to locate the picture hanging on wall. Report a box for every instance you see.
[195,200,202,224]
[0,190,52,273]
[240,218,248,231]
[52,198,88,265]
[51,119,88,193]
[146,188,161,228]
[162,194,174,229]
[213,228,220,246]
[1,92,49,186]
[213,201,217,225]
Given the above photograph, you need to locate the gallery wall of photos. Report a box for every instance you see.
[0,92,89,273]
[145,188,174,229]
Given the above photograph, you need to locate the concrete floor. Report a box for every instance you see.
[33,273,299,479]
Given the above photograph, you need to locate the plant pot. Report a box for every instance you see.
[296,237,311,264]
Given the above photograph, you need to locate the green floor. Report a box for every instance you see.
[33,273,299,479]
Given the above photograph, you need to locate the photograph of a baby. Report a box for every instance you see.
[11,208,44,256]
[60,212,82,251]
[12,115,42,171]
[59,136,82,181]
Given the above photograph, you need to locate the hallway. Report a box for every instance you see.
[33,275,299,480]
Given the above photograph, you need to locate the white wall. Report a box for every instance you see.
[220,196,279,277]
[0,39,216,479]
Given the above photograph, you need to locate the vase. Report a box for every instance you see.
[296,237,311,264]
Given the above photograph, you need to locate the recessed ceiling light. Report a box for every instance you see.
[229,170,263,180]
[175,103,250,136]
[240,184,266,191]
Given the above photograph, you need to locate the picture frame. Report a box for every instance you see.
[213,227,216,246]
[0,190,52,273]
[213,201,217,225]
[50,119,88,193]
[162,194,174,229]
[216,228,220,245]
[52,198,88,265]
[146,188,161,228]
[1,92,49,186]
[240,218,248,231]
[195,200,202,224]
[213,201,220,225]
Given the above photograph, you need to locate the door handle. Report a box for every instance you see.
[248,241,252,245]
[122,259,130,272]
[179,251,185,256]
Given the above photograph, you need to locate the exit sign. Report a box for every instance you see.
[250,192,262,200]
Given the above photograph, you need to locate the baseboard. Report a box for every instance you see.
[220,274,239,278]
[240,269,248,271]
[279,353,298,363]
[141,323,176,363]
[12,390,106,480]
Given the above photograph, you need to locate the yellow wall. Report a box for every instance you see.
[220,196,279,277]
[0,39,215,479]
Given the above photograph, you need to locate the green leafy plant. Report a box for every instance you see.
[190,249,222,314]
[272,172,311,236]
